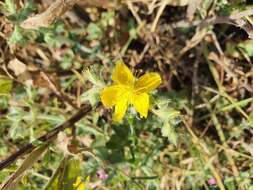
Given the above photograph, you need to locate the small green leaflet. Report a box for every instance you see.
[161,122,178,145]
[152,98,181,145]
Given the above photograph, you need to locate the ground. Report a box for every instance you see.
[0,0,253,190]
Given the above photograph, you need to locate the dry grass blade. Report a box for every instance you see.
[178,27,209,58]
[77,0,119,9]
[183,118,226,190]
[151,0,168,32]
[0,104,92,170]
[56,132,75,156]
[186,0,201,21]
[0,145,47,190]
[199,8,253,38]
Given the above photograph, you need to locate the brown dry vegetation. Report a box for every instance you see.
[1,0,253,190]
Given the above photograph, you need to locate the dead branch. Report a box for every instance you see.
[172,8,253,39]
[20,0,122,30]
[21,0,81,29]
[0,103,92,171]
[201,15,253,39]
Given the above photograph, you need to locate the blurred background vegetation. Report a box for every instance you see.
[1,0,253,189]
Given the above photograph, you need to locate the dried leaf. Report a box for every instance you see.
[186,0,201,21]
[77,135,93,147]
[56,132,75,156]
[8,58,27,76]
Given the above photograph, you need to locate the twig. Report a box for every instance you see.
[171,8,253,39]
[0,103,92,171]
[186,0,201,21]
[40,71,79,109]
[127,1,142,26]
[2,60,79,109]
[77,0,119,9]
[151,0,168,32]
[200,15,253,39]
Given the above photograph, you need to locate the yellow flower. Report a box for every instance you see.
[101,60,161,122]
[73,176,86,190]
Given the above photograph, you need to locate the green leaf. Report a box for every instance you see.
[80,87,100,106]
[9,25,28,44]
[153,108,180,122]
[86,23,103,41]
[44,158,66,190]
[44,157,81,190]
[7,0,36,22]
[224,176,236,190]
[151,97,181,144]
[0,96,9,109]
[152,98,181,122]
[2,0,16,15]
[81,65,105,105]
[59,49,75,70]
[100,11,115,28]
[109,149,125,163]
[129,28,138,39]
[216,0,230,16]
[0,77,13,95]
[62,158,81,190]
[161,122,178,145]
[83,66,105,87]
[106,134,127,150]
[106,125,130,150]
[9,119,24,140]
[112,124,130,139]
[238,40,253,57]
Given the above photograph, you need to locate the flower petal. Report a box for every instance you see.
[113,95,129,122]
[134,72,161,93]
[73,176,85,190]
[132,93,149,118]
[100,85,124,107]
[112,60,135,86]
